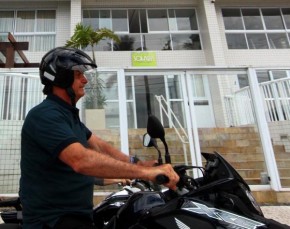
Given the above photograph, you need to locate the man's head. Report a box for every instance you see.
[39,47,97,105]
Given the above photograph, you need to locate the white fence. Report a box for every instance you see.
[1,69,290,194]
[225,77,290,126]
[0,73,44,121]
[0,72,43,193]
[261,78,290,122]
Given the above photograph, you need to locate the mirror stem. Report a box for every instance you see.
[152,140,163,165]
[162,139,171,164]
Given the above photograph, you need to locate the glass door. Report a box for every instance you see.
[83,69,129,154]
[125,72,188,164]
[125,73,185,128]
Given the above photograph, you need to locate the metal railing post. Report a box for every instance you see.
[248,68,281,191]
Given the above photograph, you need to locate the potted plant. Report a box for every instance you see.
[65,23,120,129]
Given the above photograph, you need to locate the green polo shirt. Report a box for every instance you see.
[20,94,94,228]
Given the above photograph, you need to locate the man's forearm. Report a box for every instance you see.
[88,134,130,162]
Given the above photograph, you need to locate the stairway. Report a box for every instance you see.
[198,126,290,187]
[93,127,290,187]
[92,127,290,204]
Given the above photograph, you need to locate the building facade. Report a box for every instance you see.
[1,0,290,198]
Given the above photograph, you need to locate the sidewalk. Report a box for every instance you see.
[261,205,290,226]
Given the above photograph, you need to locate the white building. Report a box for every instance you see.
[1,0,290,201]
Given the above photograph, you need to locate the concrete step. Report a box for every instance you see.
[273,144,286,153]
[237,169,264,178]
[218,153,265,161]
[278,168,290,177]
[281,178,290,187]
[252,190,290,204]
[276,159,290,168]
[97,127,290,190]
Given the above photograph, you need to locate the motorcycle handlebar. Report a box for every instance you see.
[155,174,169,185]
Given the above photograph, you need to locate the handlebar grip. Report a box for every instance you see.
[155,174,169,185]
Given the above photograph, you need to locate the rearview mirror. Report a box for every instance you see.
[143,133,157,147]
[147,115,165,139]
[146,114,171,164]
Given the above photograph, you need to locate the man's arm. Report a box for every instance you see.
[87,134,157,167]
[59,142,142,178]
[58,142,179,190]
[87,134,130,162]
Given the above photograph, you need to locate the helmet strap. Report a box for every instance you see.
[66,87,76,107]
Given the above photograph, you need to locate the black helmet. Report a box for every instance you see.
[39,47,97,88]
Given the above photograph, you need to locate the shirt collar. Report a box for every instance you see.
[47,94,79,115]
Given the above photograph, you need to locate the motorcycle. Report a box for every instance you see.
[1,114,290,229]
[0,197,22,228]
[92,115,290,229]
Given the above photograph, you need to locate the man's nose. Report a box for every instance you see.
[82,74,88,84]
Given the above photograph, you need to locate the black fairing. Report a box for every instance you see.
[199,152,263,218]
[112,191,166,228]
[93,194,130,228]
[106,193,217,229]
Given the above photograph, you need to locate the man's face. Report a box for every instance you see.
[72,70,88,101]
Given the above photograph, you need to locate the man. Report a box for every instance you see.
[20,47,179,229]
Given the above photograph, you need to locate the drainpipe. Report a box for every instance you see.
[247,68,281,191]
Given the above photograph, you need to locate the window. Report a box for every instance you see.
[99,10,111,29]
[282,8,290,29]
[170,9,198,31]
[143,34,172,50]
[0,11,14,32]
[262,9,284,30]
[222,8,290,49]
[83,10,99,29]
[237,74,249,88]
[112,10,128,32]
[222,9,243,30]
[172,34,201,50]
[238,70,290,89]
[247,34,268,49]
[242,9,263,30]
[0,10,56,51]
[113,34,142,51]
[83,8,201,51]
[226,34,247,49]
[148,9,169,32]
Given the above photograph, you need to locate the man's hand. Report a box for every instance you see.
[117,179,132,186]
[147,164,179,190]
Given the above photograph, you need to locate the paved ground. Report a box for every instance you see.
[261,205,290,226]
[1,206,290,226]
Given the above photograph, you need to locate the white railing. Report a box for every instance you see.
[0,72,44,193]
[225,77,290,126]
[261,78,290,122]
[0,73,44,121]
[224,87,255,126]
[155,95,189,165]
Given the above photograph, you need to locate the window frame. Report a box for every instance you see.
[0,9,56,51]
[222,7,290,50]
[82,7,202,51]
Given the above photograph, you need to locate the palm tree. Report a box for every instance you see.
[65,23,120,109]
[65,23,120,63]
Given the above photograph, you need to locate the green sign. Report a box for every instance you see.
[132,52,157,67]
